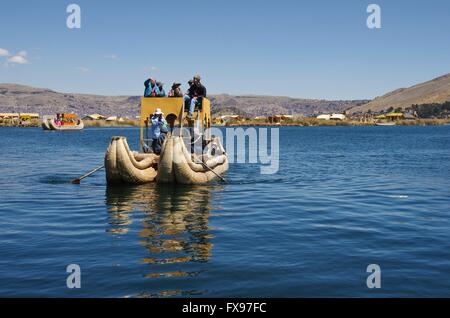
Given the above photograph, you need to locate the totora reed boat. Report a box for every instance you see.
[375,121,396,126]
[105,97,228,184]
[42,114,84,131]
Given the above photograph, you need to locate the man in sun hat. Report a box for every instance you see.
[150,108,168,154]
[168,82,183,97]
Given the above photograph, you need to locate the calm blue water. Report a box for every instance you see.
[0,126,449,297]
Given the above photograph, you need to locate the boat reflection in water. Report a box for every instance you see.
[105,183,223,297]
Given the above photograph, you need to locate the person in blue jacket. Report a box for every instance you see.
[150,108,168,154]
[156,81,166,97]
[144,77,161,97]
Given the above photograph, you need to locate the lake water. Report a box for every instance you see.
[0,126,449,297]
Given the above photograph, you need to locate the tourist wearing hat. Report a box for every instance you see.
[143,77,162,97]
[168,82,183,97]
[185,80,194,96]
[156,81,166,97]
[183,80,194,112]
[150,108,168,154]
[185,74,207,119]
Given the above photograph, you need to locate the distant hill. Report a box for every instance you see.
[0,83,367,118]
[0,84,140,118]
[348,73,450,113]
[209,94,367,118]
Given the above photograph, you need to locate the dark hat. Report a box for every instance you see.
[172,82,181,87]
[188,80,193,85]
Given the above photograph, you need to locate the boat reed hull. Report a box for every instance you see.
[156,136,175,183]
[41,120,52,130]
[46,119,84,130]
[375,122,396,126]
[167,136,229,184]
[104,135,228,185]
[105,136,159,184]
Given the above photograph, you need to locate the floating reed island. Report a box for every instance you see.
[1,113,449,128]
[219,117,450,127]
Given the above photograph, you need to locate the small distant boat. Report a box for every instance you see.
[42,114,84,131]
[375,121,396,126]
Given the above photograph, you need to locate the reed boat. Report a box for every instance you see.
[375,121,396,126]
[105,97,228,184]
[42,114,84,131]
[41,116,52,130]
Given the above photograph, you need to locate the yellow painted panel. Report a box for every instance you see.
[139,97,212,150]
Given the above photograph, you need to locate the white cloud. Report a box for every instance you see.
[143,66,158,72]
[77,66,90,73]
[1,49,29,65]
[105,53,119,59]
[0,48,10,57]
[7,55,28,64]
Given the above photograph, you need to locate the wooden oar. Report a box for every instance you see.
[179,101,185,136]
[71,165,104,184]
[195,160,227,183]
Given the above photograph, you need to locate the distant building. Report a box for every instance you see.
[221,115,241,120]
[212,117,223,125]
[222,115,241,122]
[268,115,293,123]
[0,113,20,119]
[403,113,416,120]
[83,114,106,120]
[385,112,404,120]
[105,116,126,122]
[330,113,346,120]
[316,114,331,120]
[20,113,39,118]
[19,113,40,121]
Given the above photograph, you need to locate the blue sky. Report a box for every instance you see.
[0,0,449,99]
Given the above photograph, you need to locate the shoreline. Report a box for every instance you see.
[1,118,449,128]
[224,118,450,127]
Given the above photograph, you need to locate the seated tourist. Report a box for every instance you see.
[156,81,166,97]
[168,82,183,97]
[143,77,161,97]
[185,74,207,119]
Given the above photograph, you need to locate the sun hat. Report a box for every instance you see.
[154,108,163,115]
